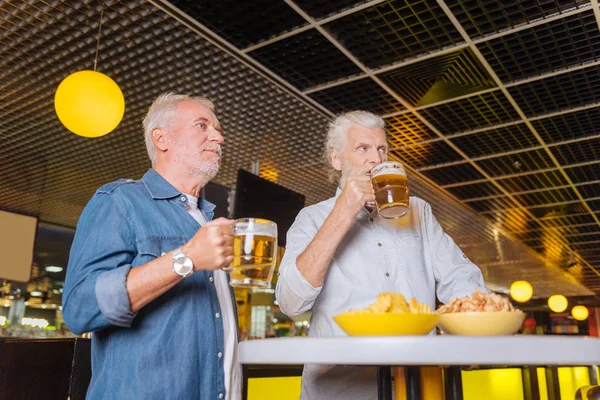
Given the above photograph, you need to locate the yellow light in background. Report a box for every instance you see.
[54,70,125,138]
[548,295,568,313]
[259,165,279,183]
[510,280,533,303]
[571,305,589,321]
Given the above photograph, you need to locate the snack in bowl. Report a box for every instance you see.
[334,292,439,336]
[437,289,525,336]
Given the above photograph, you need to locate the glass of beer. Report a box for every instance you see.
[370,161,410,219]
[225,218,278,289]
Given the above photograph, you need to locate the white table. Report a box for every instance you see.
[239,336,600,400]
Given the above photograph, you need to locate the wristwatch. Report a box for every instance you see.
[172,247,194,278]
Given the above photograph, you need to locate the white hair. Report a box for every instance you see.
[323,110,386,183]
[142,92,215,166]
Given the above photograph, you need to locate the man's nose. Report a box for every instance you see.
[209,127,224,144]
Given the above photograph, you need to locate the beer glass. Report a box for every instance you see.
[225,218,278,289]
[370,161,410,219]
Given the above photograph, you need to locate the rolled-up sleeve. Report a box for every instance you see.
[62,191,137,334]
[423,202,488,304]
[275,209,323,317]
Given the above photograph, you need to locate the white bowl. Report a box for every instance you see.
[438,311,525,336]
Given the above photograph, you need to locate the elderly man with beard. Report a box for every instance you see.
[276,111,487,399]
[63,93,241,400]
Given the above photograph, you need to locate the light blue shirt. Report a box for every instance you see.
[276,189,487,399]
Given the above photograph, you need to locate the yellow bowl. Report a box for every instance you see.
[333,312,440,336]
[438,311,525,336]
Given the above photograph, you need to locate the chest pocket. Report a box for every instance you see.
[136,236,186,264]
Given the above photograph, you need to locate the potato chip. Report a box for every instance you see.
[347,292,433,315]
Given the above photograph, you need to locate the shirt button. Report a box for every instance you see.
[180,196,186,202]
[209,276,214,283]
[218,352,223,358]
[386,272,390,277]
[219,394,224,399]
[377,242,382,247]
[215,313,220,318]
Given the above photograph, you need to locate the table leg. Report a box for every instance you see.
[590,365,599,386]
[444,366,464,400]
[545,366,560,400]
[406,367,421,400]
[522,366,540,400]
[377,366,393,400]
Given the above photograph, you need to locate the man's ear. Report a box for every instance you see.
[331,149,342,171]
[152,128,168,152]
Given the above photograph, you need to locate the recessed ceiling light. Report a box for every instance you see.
[30,291,42,297]
[45,266,63,273]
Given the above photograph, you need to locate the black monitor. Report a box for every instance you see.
[233,169,305,246]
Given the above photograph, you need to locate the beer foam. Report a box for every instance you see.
[371,162,406,178]
[234,231,276,238]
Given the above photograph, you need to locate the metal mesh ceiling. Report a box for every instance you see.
[1,0,599,298]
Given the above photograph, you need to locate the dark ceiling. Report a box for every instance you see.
[1,0,599,299]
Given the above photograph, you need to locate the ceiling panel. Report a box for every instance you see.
[308,77,405,115]
[497,170,570,193]
[550,137,600,165]
[377,48,496,107]
[385,112,437,147]
[247,28,363,90]
[391,141,463,169]
[577,183,600,199]
[420,91,520,134]
[449,123,538,158]
[475,149,556,177]
[513,188,579,208]
[448,0,590,39]
[323,0,464,69]
[445,181,503,201]
[565,163,600,184]
[292,0,374,19]
[508,66,600,117]
[477,10,600,82]
[420,163,484,186]
[168,0,307,48]
[531,106,600,143]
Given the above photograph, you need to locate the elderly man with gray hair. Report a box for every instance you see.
[276,110,487,399]
[63,93,241,400]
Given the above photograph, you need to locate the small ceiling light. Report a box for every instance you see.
[548,295,568,313]
[30,291,42,297]
[510,281,533,303]
[45,266,63,273]
[571,305,589,321]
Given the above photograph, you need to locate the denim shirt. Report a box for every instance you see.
[63,169,236,400]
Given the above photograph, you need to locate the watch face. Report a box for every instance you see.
[175,257,194,276]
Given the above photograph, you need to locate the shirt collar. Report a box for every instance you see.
[141,169,216,213]
[142,169,181,199]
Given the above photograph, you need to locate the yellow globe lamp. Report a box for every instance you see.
[510,280,533,303]
[548,295,568,313]
[54,70,125,138]
[571,305,589,321]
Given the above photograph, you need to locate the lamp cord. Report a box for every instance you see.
[93,3,105,71]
